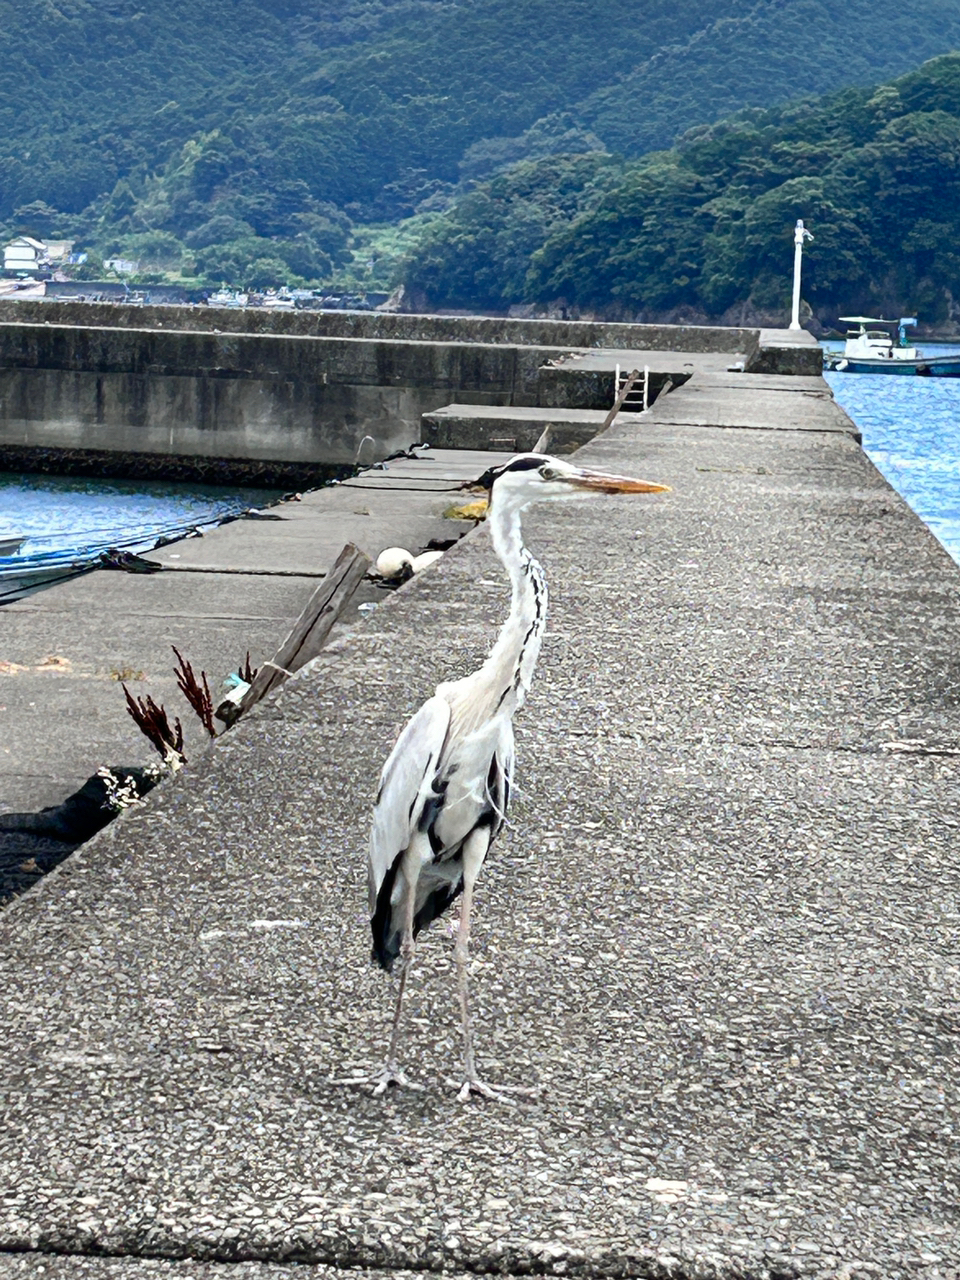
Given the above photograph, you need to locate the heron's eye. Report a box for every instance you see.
[539,465,559,481]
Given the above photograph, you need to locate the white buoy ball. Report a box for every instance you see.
[376,547,414,578]
[411,550,444,574]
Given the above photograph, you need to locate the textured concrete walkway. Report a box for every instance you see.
[0,373,958,1278]
[0,451,506,903]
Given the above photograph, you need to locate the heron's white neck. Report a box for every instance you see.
[480,498,548,713]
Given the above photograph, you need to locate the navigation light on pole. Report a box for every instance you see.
[790,219,813,331]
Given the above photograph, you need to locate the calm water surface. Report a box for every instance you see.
[0,474,282,557]
[824,354,960,566]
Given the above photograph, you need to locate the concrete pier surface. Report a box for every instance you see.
[0,450,505,894]
[1,370,958,1278]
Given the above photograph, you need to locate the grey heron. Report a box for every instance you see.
[365,453,670,1101]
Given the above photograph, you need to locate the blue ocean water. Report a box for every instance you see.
[824,354,960,566]
[0,473,282,557]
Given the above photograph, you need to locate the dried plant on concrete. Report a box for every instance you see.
[122,685,185,766]
[238,651,258,684]
[172,645,216,738]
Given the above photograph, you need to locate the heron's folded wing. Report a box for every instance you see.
[492,717,515,836]
[433,711,514,850]
[368,694,451,913]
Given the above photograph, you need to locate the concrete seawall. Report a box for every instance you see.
[0,363,956,1276]
[0,300,767,351]
[0,306,820,480]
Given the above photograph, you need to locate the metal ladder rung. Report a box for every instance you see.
[613,364,650,412]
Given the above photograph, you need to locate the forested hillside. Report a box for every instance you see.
[402,55,960,326]
[4,0,960,292]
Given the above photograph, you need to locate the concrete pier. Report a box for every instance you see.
[0,450,507,895]
[0,306,819,478]
[0,363,957,1276]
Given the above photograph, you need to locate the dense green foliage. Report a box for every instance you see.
[578,0,960,157]
[4,0,960,289]
[402,55,960,323]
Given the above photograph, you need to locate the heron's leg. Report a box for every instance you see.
[448,836,541,1104]
[371,916,424,1095]
[334,867,424,1094]
[371,905,423,1095]
[454,870,480,1086]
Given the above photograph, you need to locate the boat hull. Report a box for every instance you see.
[828,355,960,376]
[0,562,90,605]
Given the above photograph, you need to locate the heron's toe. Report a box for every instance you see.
[331,1063,425,1095]
[447,1075,541,1104]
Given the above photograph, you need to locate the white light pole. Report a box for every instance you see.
[789,219,813,330]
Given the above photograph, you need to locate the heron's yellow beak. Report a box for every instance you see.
[563,469,671,495]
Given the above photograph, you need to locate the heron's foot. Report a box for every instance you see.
[332,1063,425,1095]
[371,1063,426,1096]
[446,1075,543,1105]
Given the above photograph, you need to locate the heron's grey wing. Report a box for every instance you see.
[491,715,515,837]
[368,694,451,916]
[433,711,515,851]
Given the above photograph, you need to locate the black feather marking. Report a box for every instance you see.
[413,879,464,936]
[502,455,546,473]
[417,775,448,836]
[472,455,545,490]
[370,853,404,972]
[477,755,510,832]
[428,824,446,857]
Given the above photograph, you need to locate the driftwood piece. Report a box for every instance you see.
[217,542,372,725]
[601,368,641,433]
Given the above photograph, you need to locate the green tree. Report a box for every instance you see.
[245,256,295,289]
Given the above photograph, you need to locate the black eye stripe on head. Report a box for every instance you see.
[470,455,550,490]
[503,456,545,473]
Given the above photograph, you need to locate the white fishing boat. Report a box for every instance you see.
[207,289,249,309]
[260,290,296,311]
[826,316,960,375]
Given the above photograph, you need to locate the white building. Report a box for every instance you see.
[42,241,73,264]
[4,236,46,272]
[3,236,75,272]
[104,258,139,275]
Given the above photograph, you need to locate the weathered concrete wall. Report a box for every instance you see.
[0,307,819,475]
[0,299,763,354]
[0,322,578,466]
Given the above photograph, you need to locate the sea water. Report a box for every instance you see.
[824,355,960,567]
[0,473,282,557]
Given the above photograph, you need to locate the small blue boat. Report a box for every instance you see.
[1,521,182,604]
[0,547,94,604]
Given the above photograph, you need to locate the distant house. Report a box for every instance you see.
[3,236,75,272]
[103,258,139,275]
[42,241,73,264]
[4,236,46,272]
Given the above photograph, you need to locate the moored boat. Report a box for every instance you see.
[826,316,960,375]
[0,550,92,604]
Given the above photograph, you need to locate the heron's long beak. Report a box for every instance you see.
[562,468,671,495]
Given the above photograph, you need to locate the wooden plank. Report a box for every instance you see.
[217,542,372,725]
